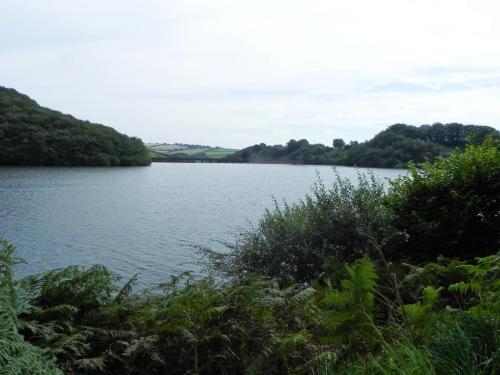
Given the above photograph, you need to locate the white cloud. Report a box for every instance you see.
[1,0,499,147]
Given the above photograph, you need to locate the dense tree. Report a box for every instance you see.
[229,123,498,168]
[332,138,346,148]
[0,87,151,166]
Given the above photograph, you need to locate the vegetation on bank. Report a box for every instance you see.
[1,139,499,374]
[229,123,499,168]
[0,87,151,166]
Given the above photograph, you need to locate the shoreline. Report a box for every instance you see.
[151,158,408,170]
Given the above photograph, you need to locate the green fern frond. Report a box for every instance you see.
[291,287,316,305]
[114,274,138,303]
[320,256,379,349]
[74,356,105,371]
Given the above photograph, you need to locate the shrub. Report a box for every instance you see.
[205,171,392,283]
[448,253,500,317]
[1,238,499,374]
[125,275,318,375]
[386,138,500,260]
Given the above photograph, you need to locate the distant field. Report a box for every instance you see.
[204,148,239,158]
[147,144,238,159]
[179,148,210,156]
[148,150,165,158]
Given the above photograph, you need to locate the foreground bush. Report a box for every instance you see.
[205,139,500,284]
[204,171,392,283]
[387,137,500,260]
[2,239,499,374]
[2,240,321,374]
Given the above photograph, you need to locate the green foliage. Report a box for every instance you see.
[1,237,499,374]
[332,138,346,149]
[126,276,318,375]
[18,264,140,373]
[320,257,379,351]
[0,86,151,166]
[431,313,499,375]
[448,254,500,317]
[400,256,471,312]
[400,286,442,342]
[204,171,391,283]
[311,342,436,375]
[387,138,500,260]
[230,123,499,168]
[0,240,63,375]
[1,242,320,374]
[359,342,436,375]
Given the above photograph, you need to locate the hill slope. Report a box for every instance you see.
[0,87,151,166]
[230,123,499,168]
[147,143,239,160]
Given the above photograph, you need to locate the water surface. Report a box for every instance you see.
[0,163,404,285]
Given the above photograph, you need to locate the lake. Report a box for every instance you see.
[0,163,404,286]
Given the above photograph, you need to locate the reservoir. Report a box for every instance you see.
[0,163,404,286]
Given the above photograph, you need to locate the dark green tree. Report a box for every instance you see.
[0,87,151,166]
[332,138,346,149]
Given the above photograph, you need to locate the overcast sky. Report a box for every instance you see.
[1,0,499,147]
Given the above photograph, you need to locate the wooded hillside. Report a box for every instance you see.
[0,87,151,166]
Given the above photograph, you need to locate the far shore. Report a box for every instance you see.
[151,158,409,170]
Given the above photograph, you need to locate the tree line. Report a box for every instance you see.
[229,123,499,168]
[0,87,151,166]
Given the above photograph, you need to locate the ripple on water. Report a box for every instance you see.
[0,164,405,287]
